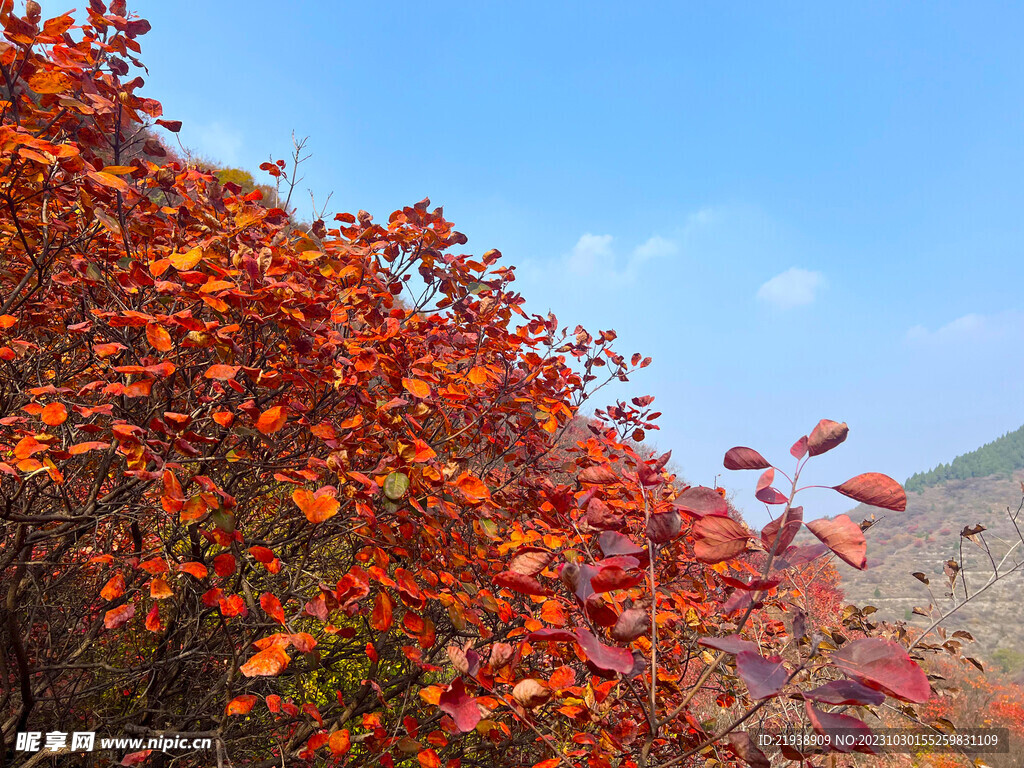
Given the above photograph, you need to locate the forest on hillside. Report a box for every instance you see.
[0,4,1021,768]
[905,425,1024,493]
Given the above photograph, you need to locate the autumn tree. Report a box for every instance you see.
[0,4,937,768]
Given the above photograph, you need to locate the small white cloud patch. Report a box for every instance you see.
[757,267,826,309]
[905,312,1012,343]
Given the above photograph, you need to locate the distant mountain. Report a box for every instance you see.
[905,424,1024,493]
[839,466,1024,670]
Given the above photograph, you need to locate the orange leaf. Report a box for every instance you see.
[87,170,130,191]
[178,561,208,579]
[27,69,75,94]
[170,247,203,271]
[226,695,257,715]
[240,645,290,677]
[456,472,490,504]
[255,406,287,434]
[146,323,173,352]
[205,364,240,380]
[371,591,393,632]
[292,487,340,524]
[260,593,286,624]
[145,604,162,632]
[402,378,431,398]
[412,439,437,463]
[150,578,173,600]
[219,594,247,617]
[418,749,441,768]
[212,411,234,427]
[93,342,125,358]
[201,279,234,293]
[540,600,567,627]
[329,729,351,755]
[40,402,67,426]
[69,441,110,455]
[101,573,125,601]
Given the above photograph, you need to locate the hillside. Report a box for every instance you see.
[905,423,1024,492]
[839,468,1024,671]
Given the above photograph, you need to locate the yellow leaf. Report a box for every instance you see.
[170,247,203,271]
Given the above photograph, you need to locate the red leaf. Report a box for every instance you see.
[754,468,788,504]
[832,472,907,512]
[402,377,431,398]
[803,679,885,706]
[673,485,728,517]
[438,677,480,732]
[255,406,288,434]
[697,635,759,655]
[807,419,848,456]
[574,628,634,673]
[645,510,681,543]
[260,593,286,624]
[104,603,135,629]
[596,531,646,561]
[586,497,624,530]
[790,435,808,459]
[589,566,643,593]
[508,546,554,576]
[527,628,578,643]
[726,732,771,768]
[760,506,803,554]
[830,638,930,703]
[692,516,753,563]
[578,465,618,484]
[773,542,828,571]
[493,570,550,596]
[805,514,866,570]
[723,446,770,470]
[735,651,789,699]
[610,607,650,642]
[371,591,394,632]
[418,748,441,768]
[804,702,877,754]
[227,695,257,715]
[240,646,290,677]
[213,553,236,578]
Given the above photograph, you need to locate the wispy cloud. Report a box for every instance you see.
[560,232,680,284]
[905,311,1024,344]
[756,267,826,309]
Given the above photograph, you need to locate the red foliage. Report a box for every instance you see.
[0,4,934,767]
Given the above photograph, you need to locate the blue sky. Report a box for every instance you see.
[67,1,1024,523]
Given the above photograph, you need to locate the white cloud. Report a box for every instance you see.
[562,232,679,282]
[905,311,1023,344]
[756,267,826,309]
